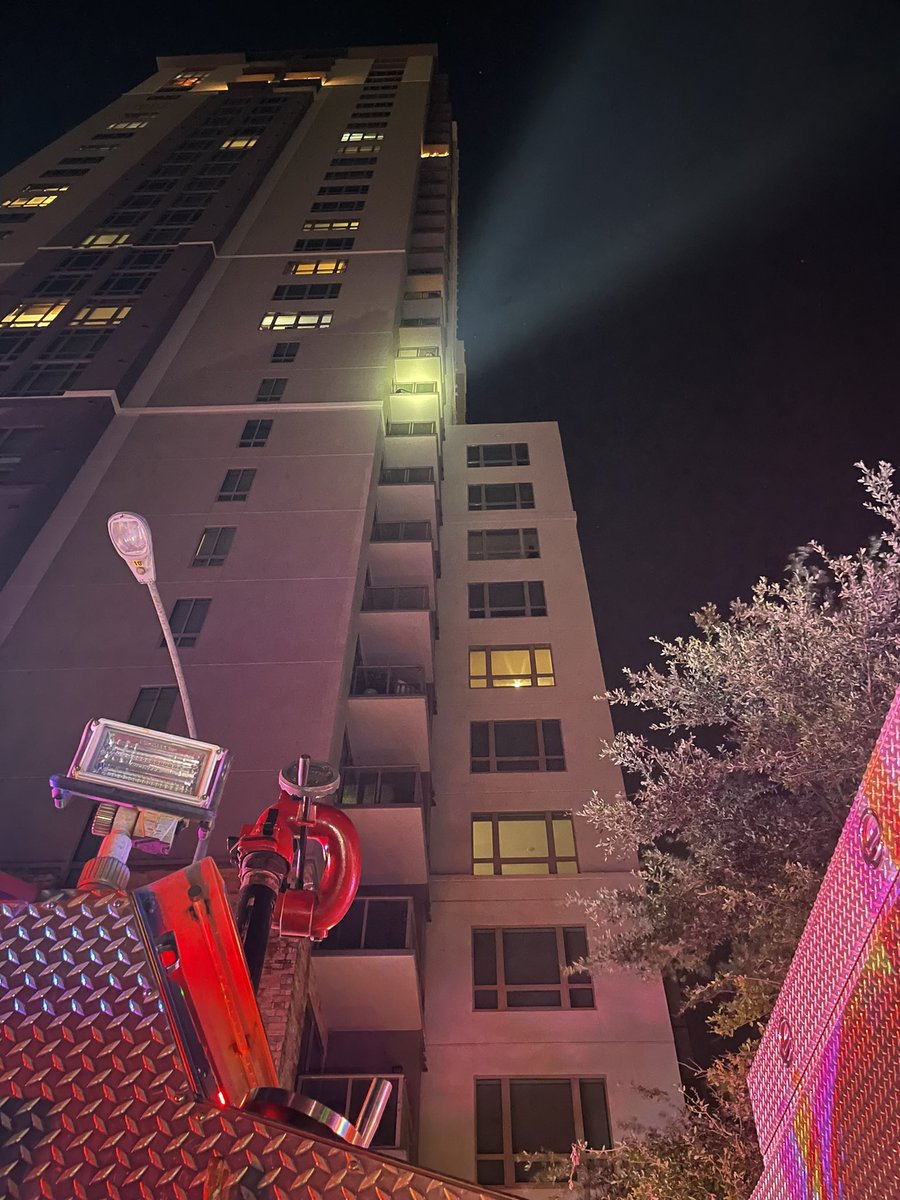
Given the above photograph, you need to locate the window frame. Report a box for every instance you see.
[467,442,530,468]
[191,526,235,568]
[467,528,540,561]
[217,467,257,502]
[468,580,547,619]
[472,926,594,1011]
[239,418,273,447]
[470,719,565,773]
[128,686,178,730]
[471,811,578,876]
[259,310,333,331]
[164,598,211,648]
[468,482,535,512]
[468,645,555,689]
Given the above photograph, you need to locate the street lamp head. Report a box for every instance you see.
[108,511,156,583]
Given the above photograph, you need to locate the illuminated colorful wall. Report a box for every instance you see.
[748,686,900,1199]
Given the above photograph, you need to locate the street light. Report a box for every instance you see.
[107,511,198,740]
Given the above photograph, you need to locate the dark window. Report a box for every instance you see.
[272,283,341,300]
[472,812,577,876]
[0,333,35,364]
[468,482,534,511]
[293,237,355,252]
[317,184,370,196]
[297,1004,325,1077]
[327,896,411,951]
[38,330,110,363]
[472,927,593,1010]
[59,155,105,165]
[217,468,256,501]
[469,581,547,619]
[95,272,155,297]
[309,201,365,213]
[467,442,529,468]
[164,599,210,648]
[271,341,299,363]
[255,378,286,403]
[128,686,178,730]
[41,168,90,178]
[239,419,272,447]
[467,528,540,560]
[475,1077,611,1186]
[9,364,82,396]
[191,527,235,567]
[470,720,565,773]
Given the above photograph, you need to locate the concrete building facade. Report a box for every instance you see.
[0,45,679,1189]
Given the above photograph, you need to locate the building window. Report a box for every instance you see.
[468,581,547,619]
[272,341,299,363]
[472,812,577,876]
[323,169,374,180]
[400,317,440,327]
[392,381,436,394]
[284,258,348,276]
[1,193,60,209]
[108,121,148,131]
[69,305,131,327]
[164,599,210,648]
[310,201,365,213]
[239,419,273,447]
[41,168,90,178]
[317,185,369,196]
[1,301,68,329]
[128,686,178,730]
[336,143,381,156]
[0,333,34,364]
[469,646,555,689]
[220,136,258,149]
[468,483,535,511]
[397,345,439,358]
[255,378,286,403]
[272,283,341,300]
[217,468,256,501]
[475,1078,611,1187]
[167,71,209,89]
[472,927,593,1011]
[468,443,529,468]
[8,364,82,396]
[293,237,355,253]
[470,720,565,773]
[0,427,42,475]
[467,528,540,561]
[329,156,379,167]
[340,132,385,143]
[299,222,359,233]
[81,232,131,247]
[297,1003,325,1076]
[192,527,235,567]
[259,311,332,331]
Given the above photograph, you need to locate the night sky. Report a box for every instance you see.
[4,0,899,693]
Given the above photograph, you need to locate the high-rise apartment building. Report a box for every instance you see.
[0,45,679,1188]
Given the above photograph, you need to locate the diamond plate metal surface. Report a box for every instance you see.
[748,685,900,1199]
[0,887,502,1200]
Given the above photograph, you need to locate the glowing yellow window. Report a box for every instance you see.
[288,259,347,276]
[468,645,555,688]
[472,812,577,876]
[2,194,58,209]
[1,301,68,329]
[69,305,131,327]
[221,137,257,150]
[108,121,148,131]
[81,232,130,247]
[340,131,384,143]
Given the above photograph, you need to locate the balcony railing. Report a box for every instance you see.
[350,666,428,698]
[390,383,438,396]
[379,467,435,485]
[371,520,432,542]
[362,586,429,612]
[337,766,425,808]
[295,1073,413,1155]
[386,420,437,435]
[323,895,418,954]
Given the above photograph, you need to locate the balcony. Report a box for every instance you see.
[313,896,423,1031]
[369,522,437,598]
[377,466,437,527]
[382,424,439,476]
[335,767,429,884]
[362,585,428,611]
[346,667,433,769]
[386,421,437,436]
[359,588,434,670]
[371,520,432,541]
[296,1073,414,1159]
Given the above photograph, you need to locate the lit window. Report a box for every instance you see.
[1,194,59,209]
[220,136,258,150]
[192,527,235,567]
[467,528,540,561]
[0,301,68,329]
[168,71,209,89]
[165,599,211,648]
[468,482,535,511]
[239,419,273,447]
[397,345,440,358]
[25,184,68,195]
[340,131,385,143]
[392,381,436,394]
[470,720,565,773]
[472,927,593,1010]
[469,646,554,688]
[69,305,131,327]
[469,581,547,619]
[468,442,529,468]
[108,121,149,131]
[300,220,359,233]
[472,812,577,876]
[285,258,348,276]
[258,311,333,331]
[475,1078,610,1187]
[81,232,131,247]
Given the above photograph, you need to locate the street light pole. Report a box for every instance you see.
[107,511,198,740]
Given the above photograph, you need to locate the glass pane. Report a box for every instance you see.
[580,1080,612,1149]
[500,861,550,875]
[470,723,490,757]
[493,677,532,687]
[498,818,548,860]
[490,648,531,679]
[475,1080,504,1154]
[557,860,578,875]
[477,1160,505,1186]
[552,816,576,858]
[509,1080,574,1153]
[472,930,497,986]
[474,989,499,1010]
[473,861,495,875]
[363,899,408,949]
[469,650,487,678]
[569,987,595,1008]
[494,721,539,757]
[541,720,563,756]
[534,648,553,674]
[507,989,562,1008]
[503,929,559,984]
[563,927,588,965]
[472,819,493,861]
[329,899,365,949]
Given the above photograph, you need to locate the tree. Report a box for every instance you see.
[560,462,900,1199]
